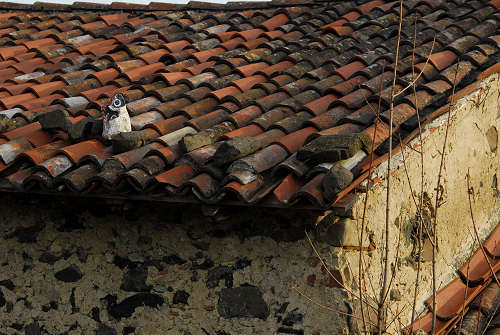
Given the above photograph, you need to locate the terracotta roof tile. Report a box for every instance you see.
[231,75,267,91]
[459,247,499,285]
[100,13,130,27]
[90,68,120,85]
[28,81,66,98]
[155,162,195,190]
[0,45,27,60]
[273,173,300,204]
[334,88,372,109]
[0,92,37,109]
[187,109,229,131]
[408,221,500,334]
[478,60,500,81]
[228,105,262,128]
[302,94,338,116]
[289,172,326,207]
[429,50,459,71]
[484,224,500,259]
[259,13,289,31]
[425,277,482,320]
[59,139,106,164]
[0,0,494,208]
[328,75,367,96]
[275,126,317,154]
[154,72,192,85]
[306,107,348,130]
[210,86,242,101]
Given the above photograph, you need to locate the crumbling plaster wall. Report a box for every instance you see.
[329,73,500,332]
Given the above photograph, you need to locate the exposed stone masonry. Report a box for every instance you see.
[0,194,352,335]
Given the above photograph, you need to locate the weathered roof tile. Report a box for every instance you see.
[0,0,495,208]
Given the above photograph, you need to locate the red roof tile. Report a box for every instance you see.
[302,94,338,116]
[231,75,267,91]
[59,139,106,163]
[428,50,459,71]
[0,45,27,60]
[425,277,480,321]
[0,0,495,208]
[154,72,191,85]
[155,163,195,187]
[485,224,500,259]
[224,124,263,139]
[408,221,500,335]
[458,247,498,285]
[28,81,66,98]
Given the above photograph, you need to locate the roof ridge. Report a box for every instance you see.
[0,0,326,12]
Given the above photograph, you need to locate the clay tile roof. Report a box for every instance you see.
[0,0,497,209]
[406,221,500,335]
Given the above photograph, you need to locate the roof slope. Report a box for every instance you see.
[0,0,498,208]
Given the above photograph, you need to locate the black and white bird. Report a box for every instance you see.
[102,93,131,139]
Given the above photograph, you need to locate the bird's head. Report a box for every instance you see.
[103,93,127,120]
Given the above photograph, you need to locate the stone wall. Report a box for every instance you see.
[0,195,352,335]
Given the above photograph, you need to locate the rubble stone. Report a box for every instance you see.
[218,286,269,320]
[54,265,83,283]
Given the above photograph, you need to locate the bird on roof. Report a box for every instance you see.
[37,93,132,142]
[102,93,131,139]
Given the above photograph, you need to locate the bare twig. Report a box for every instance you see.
[381,208,403,305]
[378,0,404,333]
[408,14,427,334]
[292,285,377,326]
[360,244,380,309]
[357,55,387,335]
[431,59,460,334]
[398,137,427,335]
[305,231,378,310]
[466,171,500,288]
[456,228,475,335]
[386,302,410,330]
[393,35,436,98]
[481,303,500,335]
[344,252,379,306]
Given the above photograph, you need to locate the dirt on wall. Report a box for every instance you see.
[0,194,353,335]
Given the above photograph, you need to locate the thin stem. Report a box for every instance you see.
[466,171,500,288]
[358,57,386,335]
[292,285,377,326]
[305,231,378,310]
[480,303,500,335]
[408,14,427,334]
[381,210,403,305]
[393,36,436,98]
[456,235,474,335]
[431,59,460,334]
[378,0,404,333]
